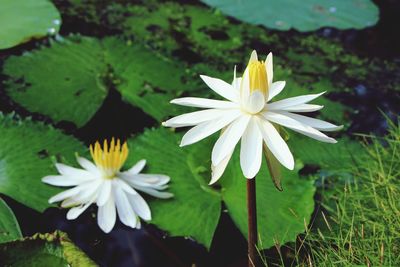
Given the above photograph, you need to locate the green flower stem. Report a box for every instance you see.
[247,177,258,267]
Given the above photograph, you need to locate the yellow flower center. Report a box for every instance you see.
[248,60,268,96]
[90,138,129,179]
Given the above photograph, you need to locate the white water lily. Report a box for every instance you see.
[42,139,173,233]
[163,50,342,184]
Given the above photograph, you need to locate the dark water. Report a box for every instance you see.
[0,0,399,266]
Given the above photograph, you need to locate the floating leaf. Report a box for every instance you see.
[126,127,316,249]
[102,37,200,121]
[220,159,315,248]
[0,113,86,212]
[200,0,379,31]
[3,36,201,126]
[0,0,61,49]
[0,198,22,244]
[3,36,108,127]
[289,135,363,171]
[0,231,96,266]
[125,128,221,249]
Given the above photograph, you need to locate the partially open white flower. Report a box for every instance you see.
[42,139,173,233]
[163,50,342,184]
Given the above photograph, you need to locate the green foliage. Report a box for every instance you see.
[0,0,61,49]
[201,0,379,31]
[300,123,400,266]
[3,36,107,127]
[102,37,200,121]
[55,0,400,99]
[126,127,316,249]
[3,35,205,126]
[289,135,363,171]
[0,231,96,267]
[220,156,316,248]
[126,127,222,249]
[0,198,22,244]
[0,113,86,212]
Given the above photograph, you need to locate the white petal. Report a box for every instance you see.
[267,81,286,101]
[76,157,99,174]
[55,163,94,181]
[212,114,250,165]
[280,104,323,113]
[127,193,151,221]
[232,65,241,91]
[124,174,170,187]
[240,118,263,178]
[267,92,325,110]
[114,186,138,228]
[97,195,116,233]
[114,179,138,195]
[96,180,112,206]
[277,111,343,132]
[200,75,239,102]
[265,52,273,86]
[48,185,85,203]
[257,119,295,170]
[170,97,238,109]
[263,111,337,143]
[42,175,89,187]
[232,77,242,91]
[242,91,266,114]
[125,159,146,175]
[66,200,93,220]
[132,186,174,199]
[162,109,225,128]
[249,50,258,63]
[240,68,250,101]
[73,179,102,203]
[210,149,233,185]
[180,110,241,146]
[61,198,79,208]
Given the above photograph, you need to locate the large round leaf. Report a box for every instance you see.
[3,36,108,127]
[200,0,379,31]
[126,127,316,249]
[125,128,222,249]
[0,0,61,49]
[102,37,200,121]
[3,36,201,126]
[0,113,86,212]
[0,198,22,244]
[220,157,315,248]
[0,231,96,267]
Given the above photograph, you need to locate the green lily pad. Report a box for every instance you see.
[0,198,22,244]
[126,128,222,249]
[0,113,86,212]
[102,37,199,121]
[3,36,108,127]
[3,36,201,126]
[0,0,61,49]
[0,231,96,267]
[200,0,379,31]
[126,127,316,249]
[290,135,363,171]
[220,159,315,248]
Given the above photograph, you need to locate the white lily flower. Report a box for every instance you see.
[42,139,173,233]
[163,50,342,184]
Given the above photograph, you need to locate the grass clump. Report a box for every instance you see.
[300,121,400,266]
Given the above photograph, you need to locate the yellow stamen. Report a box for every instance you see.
[89,138,129,179]
[248,60,268,95]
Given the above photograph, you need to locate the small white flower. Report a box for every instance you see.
[163,50,342,184]
[42,139,173,233]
